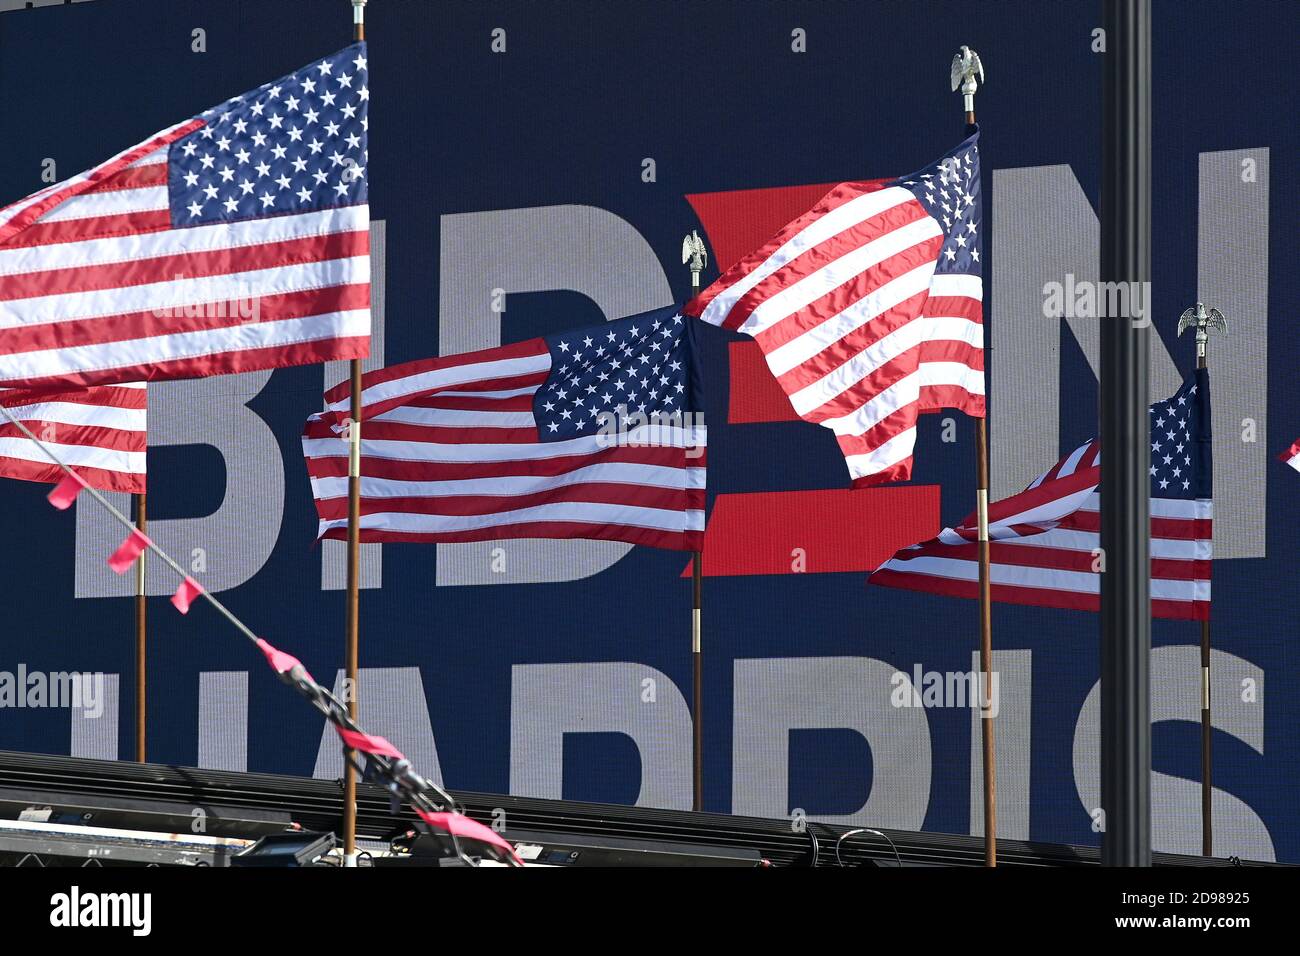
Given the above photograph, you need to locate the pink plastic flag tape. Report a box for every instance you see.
[170,576,203,614]
[107,528,151,574]
[253,637,312,683]
[335,727,405,760]
[47,472,87,511]
[415,808,522,864]
[1278,439,1300,473]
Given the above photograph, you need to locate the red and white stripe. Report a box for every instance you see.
[303,343,706,551]
[871,440,1212,621]
[685,180,983,486]
[0,383,146,493]
[0,127,368,389]
[1279,438,1300,473]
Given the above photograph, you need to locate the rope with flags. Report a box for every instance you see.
[0,398,521,867]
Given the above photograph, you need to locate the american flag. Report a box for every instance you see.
[1280,439,1300,473]
[0,384,146,493]
[302,306,706,550]
[872,370,1212,621]
[0,44,370,389]
[684,132,983,486]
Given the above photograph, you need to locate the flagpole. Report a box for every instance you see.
[975,418,995,868]
[952,46,996,868]
[1201,624,1211,850]
[1178,303,1226,856]
[1197,332,1210,860]
[133,490,147,762]
[1198,364,1210,858]
[342,0,367,868]
[683,230,706,812]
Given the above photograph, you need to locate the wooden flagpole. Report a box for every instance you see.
[134,490,146,762]
[953,45,996,867]
[1178,302,1225,856]
[342,0,367,868]
[975,416,995,868]
[683,231,706,812]
[1199,370,1210,858]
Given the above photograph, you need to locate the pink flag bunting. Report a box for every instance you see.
[1279,438,1300,473]
[336,727,405,760]
[171,575,203,614]
[107,528,150,574]
[414,807,522,864]
[253,637,311,683]
[47,471,87,511]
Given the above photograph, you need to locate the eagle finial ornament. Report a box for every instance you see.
[682,229,708,289]
[1177,302,1228,362]
[950,45,984,112]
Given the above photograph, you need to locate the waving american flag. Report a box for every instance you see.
[873,370,1213,621]
[0,44,370,388]
[0,384,146,493]
[684,131,983,486]
[303,306,706,551]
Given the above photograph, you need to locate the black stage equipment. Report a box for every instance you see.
[0,751,1280,868]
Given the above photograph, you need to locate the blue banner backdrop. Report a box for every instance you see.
[0,0,1295,861]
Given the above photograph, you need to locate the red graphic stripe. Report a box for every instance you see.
[682,486,939,577]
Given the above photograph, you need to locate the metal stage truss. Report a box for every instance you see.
[0,751,1278,868]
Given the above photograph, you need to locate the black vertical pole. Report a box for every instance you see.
[1099,0,1152,867]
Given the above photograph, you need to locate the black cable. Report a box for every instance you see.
[804,822,820,867]
[834,827,903,868]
